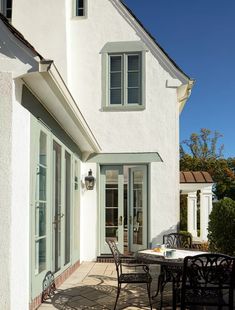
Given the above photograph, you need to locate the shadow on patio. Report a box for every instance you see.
[38,262,175,310]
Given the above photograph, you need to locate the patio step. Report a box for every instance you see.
[97,254,114,263]
[97,253,135,263]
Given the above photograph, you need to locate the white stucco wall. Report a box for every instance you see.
[79,162,98,261]
[0,72,12,310]
[12,0,68,81]
[11,0,182,250]
[10,80,30,310]
[0,77,30,310]
[66,0,180,245]
[0,23,34,306]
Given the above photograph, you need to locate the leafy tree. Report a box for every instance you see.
[181,128,224,160]
[180,128,235,199]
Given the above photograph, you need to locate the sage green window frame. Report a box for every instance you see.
[101,41,148,111]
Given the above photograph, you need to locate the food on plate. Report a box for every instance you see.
[153,247,161,252]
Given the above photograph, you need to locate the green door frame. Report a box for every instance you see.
[30,117,80,300]
[99,164,148,254]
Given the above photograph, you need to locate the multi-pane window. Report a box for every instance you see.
[75,0,86,17]
[0,0,12,19]
[109,53,141,106]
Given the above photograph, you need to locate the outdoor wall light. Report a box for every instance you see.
[85,169,95,190]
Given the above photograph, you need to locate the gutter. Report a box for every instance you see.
[38,60,101,154]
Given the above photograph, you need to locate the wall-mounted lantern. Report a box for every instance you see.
[85,169,95,190]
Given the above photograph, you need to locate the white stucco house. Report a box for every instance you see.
[0,1,194,309]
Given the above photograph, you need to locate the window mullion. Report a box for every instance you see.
[123,54,127,106]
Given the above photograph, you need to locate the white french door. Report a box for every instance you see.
[52,141,72,273]
[31,118,77,299]
[100,165,148,254]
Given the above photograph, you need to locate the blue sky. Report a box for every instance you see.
[124,0,235,158]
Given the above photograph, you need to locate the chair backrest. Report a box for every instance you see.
[106,239,122,278]
[181,253,235,308]
[163,233,192,249]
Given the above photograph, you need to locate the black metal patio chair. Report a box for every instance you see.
[180,253,235,309]
[163,233,192,249]
[107,239,152,310]
[153,233,192,308]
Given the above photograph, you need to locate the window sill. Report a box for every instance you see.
[101,105,145,112]
[71,16,87,20]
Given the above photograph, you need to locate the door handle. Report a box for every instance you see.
[119,216,123,226]
[58,213,64,219]
[52,213,64,225]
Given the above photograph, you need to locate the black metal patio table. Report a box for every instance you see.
[135,248,205,309]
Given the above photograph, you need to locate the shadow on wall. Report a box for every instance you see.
[150,224,179,248]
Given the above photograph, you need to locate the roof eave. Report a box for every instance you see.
[19,61,101,157]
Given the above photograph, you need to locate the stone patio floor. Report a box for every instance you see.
[38,262,167,310]
[38,261,235,310]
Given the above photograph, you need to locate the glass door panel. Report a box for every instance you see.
[31,121,51,299]
[35,131,47,275]
[130,166,147,252]
[53,141,62,272]
[106,178,119,241]
[101,166,124,253]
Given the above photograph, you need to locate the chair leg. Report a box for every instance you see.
[152,273,164,299]
[114,283,121,310]
[146,282,152,310]
[159,280,166,310]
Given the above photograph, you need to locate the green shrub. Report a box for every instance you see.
[208,198,235,255]
[180,195,187,231]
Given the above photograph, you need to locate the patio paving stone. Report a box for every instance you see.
[38,261,234,310]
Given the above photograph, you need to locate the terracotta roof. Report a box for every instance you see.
[0,13,43,60]
[120,0,191,80]
[180,171,213,184]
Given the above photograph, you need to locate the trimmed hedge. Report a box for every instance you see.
[208,198,235,256]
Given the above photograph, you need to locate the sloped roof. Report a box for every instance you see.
[120,0,191,80]
[0,13,43,60]
[180,171,213,184]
